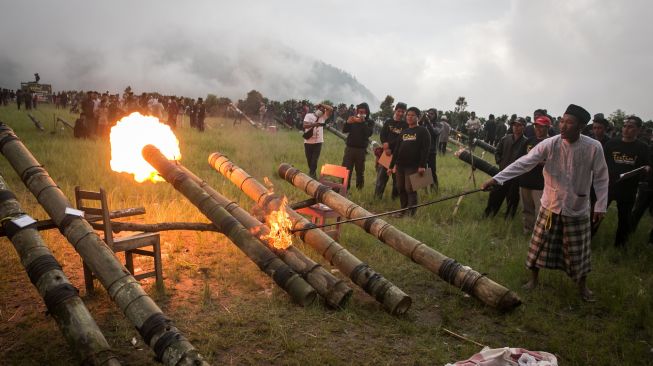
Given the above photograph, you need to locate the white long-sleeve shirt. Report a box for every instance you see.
[493,134,609,217]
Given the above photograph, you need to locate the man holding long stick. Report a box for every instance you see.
[482,104,608,302]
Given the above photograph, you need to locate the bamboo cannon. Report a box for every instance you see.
[141,145,317,307]
[208,152,412,315]
[176,165,352,309]
[472,138,497,154]
[455,149,500,176]
[0,123,208,366]
[0,175,121,366]
[27,113,46,131]
[276,163,522,311]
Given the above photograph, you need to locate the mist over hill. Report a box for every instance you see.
[0,34,379,106]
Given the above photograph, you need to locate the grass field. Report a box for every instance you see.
[0,104,651,365]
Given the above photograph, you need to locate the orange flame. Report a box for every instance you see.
[263,196,293,250]
[110,112,181,182]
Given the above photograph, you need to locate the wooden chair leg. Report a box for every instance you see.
[125,251,135,275]
[83,261,95,295]
[153,240,163,290]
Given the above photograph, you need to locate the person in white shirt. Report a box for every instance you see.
[303,103,333,178]
[482,104,608,302]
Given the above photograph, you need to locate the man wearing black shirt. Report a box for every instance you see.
[603,115,650,247]
[591,114,610,147]
[342,102,374,189]
[421,108,440,189]
[484,117,527,218]
[518,116,550,233]
[374,102,407,199]
[388,107,430,217]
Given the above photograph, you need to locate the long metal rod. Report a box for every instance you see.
[291,188,484,233]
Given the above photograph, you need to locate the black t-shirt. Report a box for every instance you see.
[380,118,408,150]
[518,136,546,189]
[390,125,431,169]
[604,138,650,198]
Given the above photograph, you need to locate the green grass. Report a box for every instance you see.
[0,104,652,365]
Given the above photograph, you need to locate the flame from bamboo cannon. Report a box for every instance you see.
[454,149,500,177]
[275,163,522,311]
[141,145,317,307]
[472,138,497,154]
[208,152,412,315]
[0,123,208,366]
[0,175,121,366]
[176,165,352,309]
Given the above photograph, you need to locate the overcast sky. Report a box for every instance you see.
[1,0,652,119]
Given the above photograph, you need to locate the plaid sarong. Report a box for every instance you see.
[526,207,591,281]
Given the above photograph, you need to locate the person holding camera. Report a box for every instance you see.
[342,102,375,189]
[303,103,333,178]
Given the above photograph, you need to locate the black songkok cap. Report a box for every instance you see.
[395,102,407,111]
[407,106,421,118]
[564,104,591,125]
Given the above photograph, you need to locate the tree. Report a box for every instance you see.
[242,89,264,116]
[204,94,219,116]
[451,96,469,130]
[377,95,395,121]
[609,109,627,129]
[454,96,468,112]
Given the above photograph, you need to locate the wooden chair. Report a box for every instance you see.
[296,164,349,240]
[75,186,163,294]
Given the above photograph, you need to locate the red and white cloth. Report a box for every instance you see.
[446,347,558,366]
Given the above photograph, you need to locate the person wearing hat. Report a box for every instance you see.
[483,116,527,218]
[591,113,610,147]
[388,107,431,217]
[602,115,650,248]
[518,115,551,234]
[438,114,451,155]
[375,102,408,199]
[482,104,609,302]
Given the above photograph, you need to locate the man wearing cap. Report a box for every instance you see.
[603,115,650,247]
[518,115,550,234]
[438,115,451,155]
[303,103,333,178]
[483,117,527,218]
[482,104,608,302]
[375,102,408,199]
[388,107,431,217]
[342,102,374,189]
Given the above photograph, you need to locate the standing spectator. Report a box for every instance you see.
[167,97,179,129]
[375,102,407,199]
[438,115,451,155]
[16,89,23,110]
[465,111,481,140]
[482,104,608,302]
[303,103,333,178]
[388,107,431,218]
[196,98,206,132]
[81,92,96,136]
[24,90,33,110]
[603,115,650,247]
[342,102,374,189]
[96,98,110,137]
[525,109,546,139]
[484,117,527,218]
[631,143,653,245]
[421,108,440,189]
[484,114,497,145]
[590,113,610,147]
[149,98,165,120]
[258,102,267,126]
[518,116,550,234]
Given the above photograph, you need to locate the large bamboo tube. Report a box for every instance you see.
[177,165,352,309]
[0,124,208,366]
[0,175,120,366]
[472,138,497,154]
[208,152,412,315]
[276,163,522,311]
[141,145,316,307]
[455,149,500,176]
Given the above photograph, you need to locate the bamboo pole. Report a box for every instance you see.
[141,145,317,307]
[275,163,521,311]
[0,123,208,366]
[0,175,121,366]
[472,138,497,154]
[208,152,412,315]
[177,165,352,309]
[454,149,500,176]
